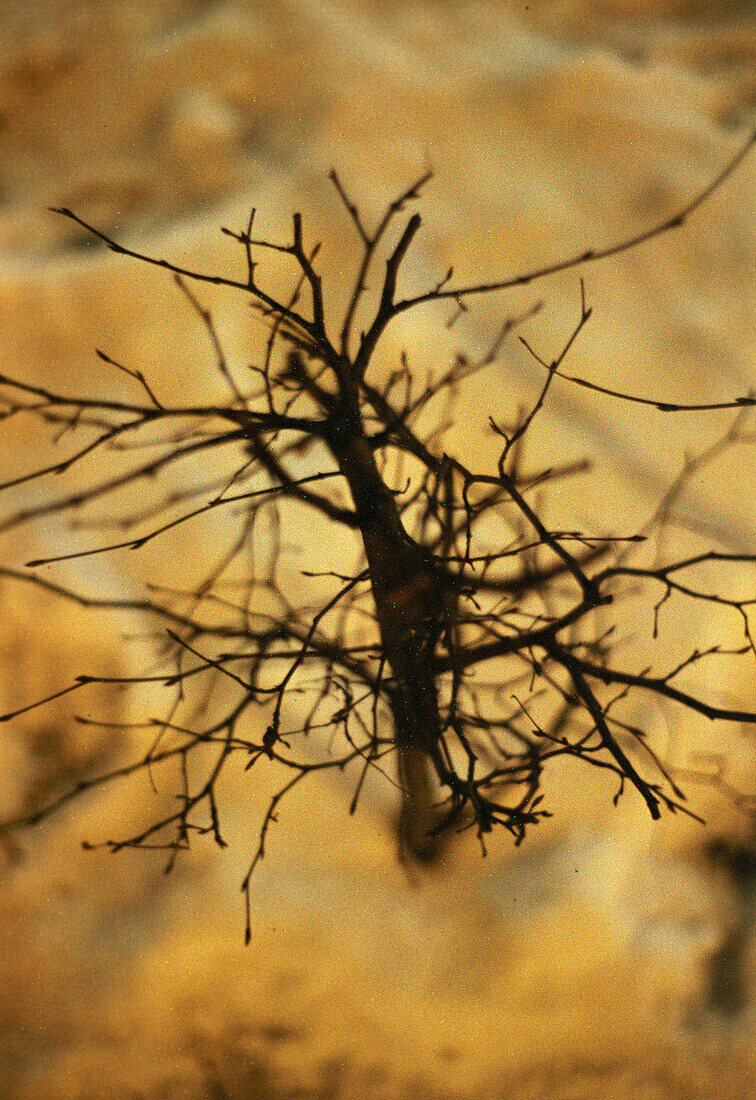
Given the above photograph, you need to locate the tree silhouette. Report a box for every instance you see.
[1,131,755,941]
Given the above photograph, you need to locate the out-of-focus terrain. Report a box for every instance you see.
[0,1,754,1096]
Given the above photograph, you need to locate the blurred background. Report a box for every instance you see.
[0,1,754,1097]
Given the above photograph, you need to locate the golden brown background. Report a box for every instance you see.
[0,1,754,1097]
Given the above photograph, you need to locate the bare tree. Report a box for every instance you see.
[1,131,755,941]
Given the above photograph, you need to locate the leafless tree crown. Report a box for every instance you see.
[1,130,755,941]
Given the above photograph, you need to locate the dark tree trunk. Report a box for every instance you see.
[329,422,447,861]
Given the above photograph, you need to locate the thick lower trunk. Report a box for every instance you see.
[397,745,442,863]
[386,630,446,863]
[331,429,446,861]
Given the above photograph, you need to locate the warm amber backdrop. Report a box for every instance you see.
[0,3,754,1097]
